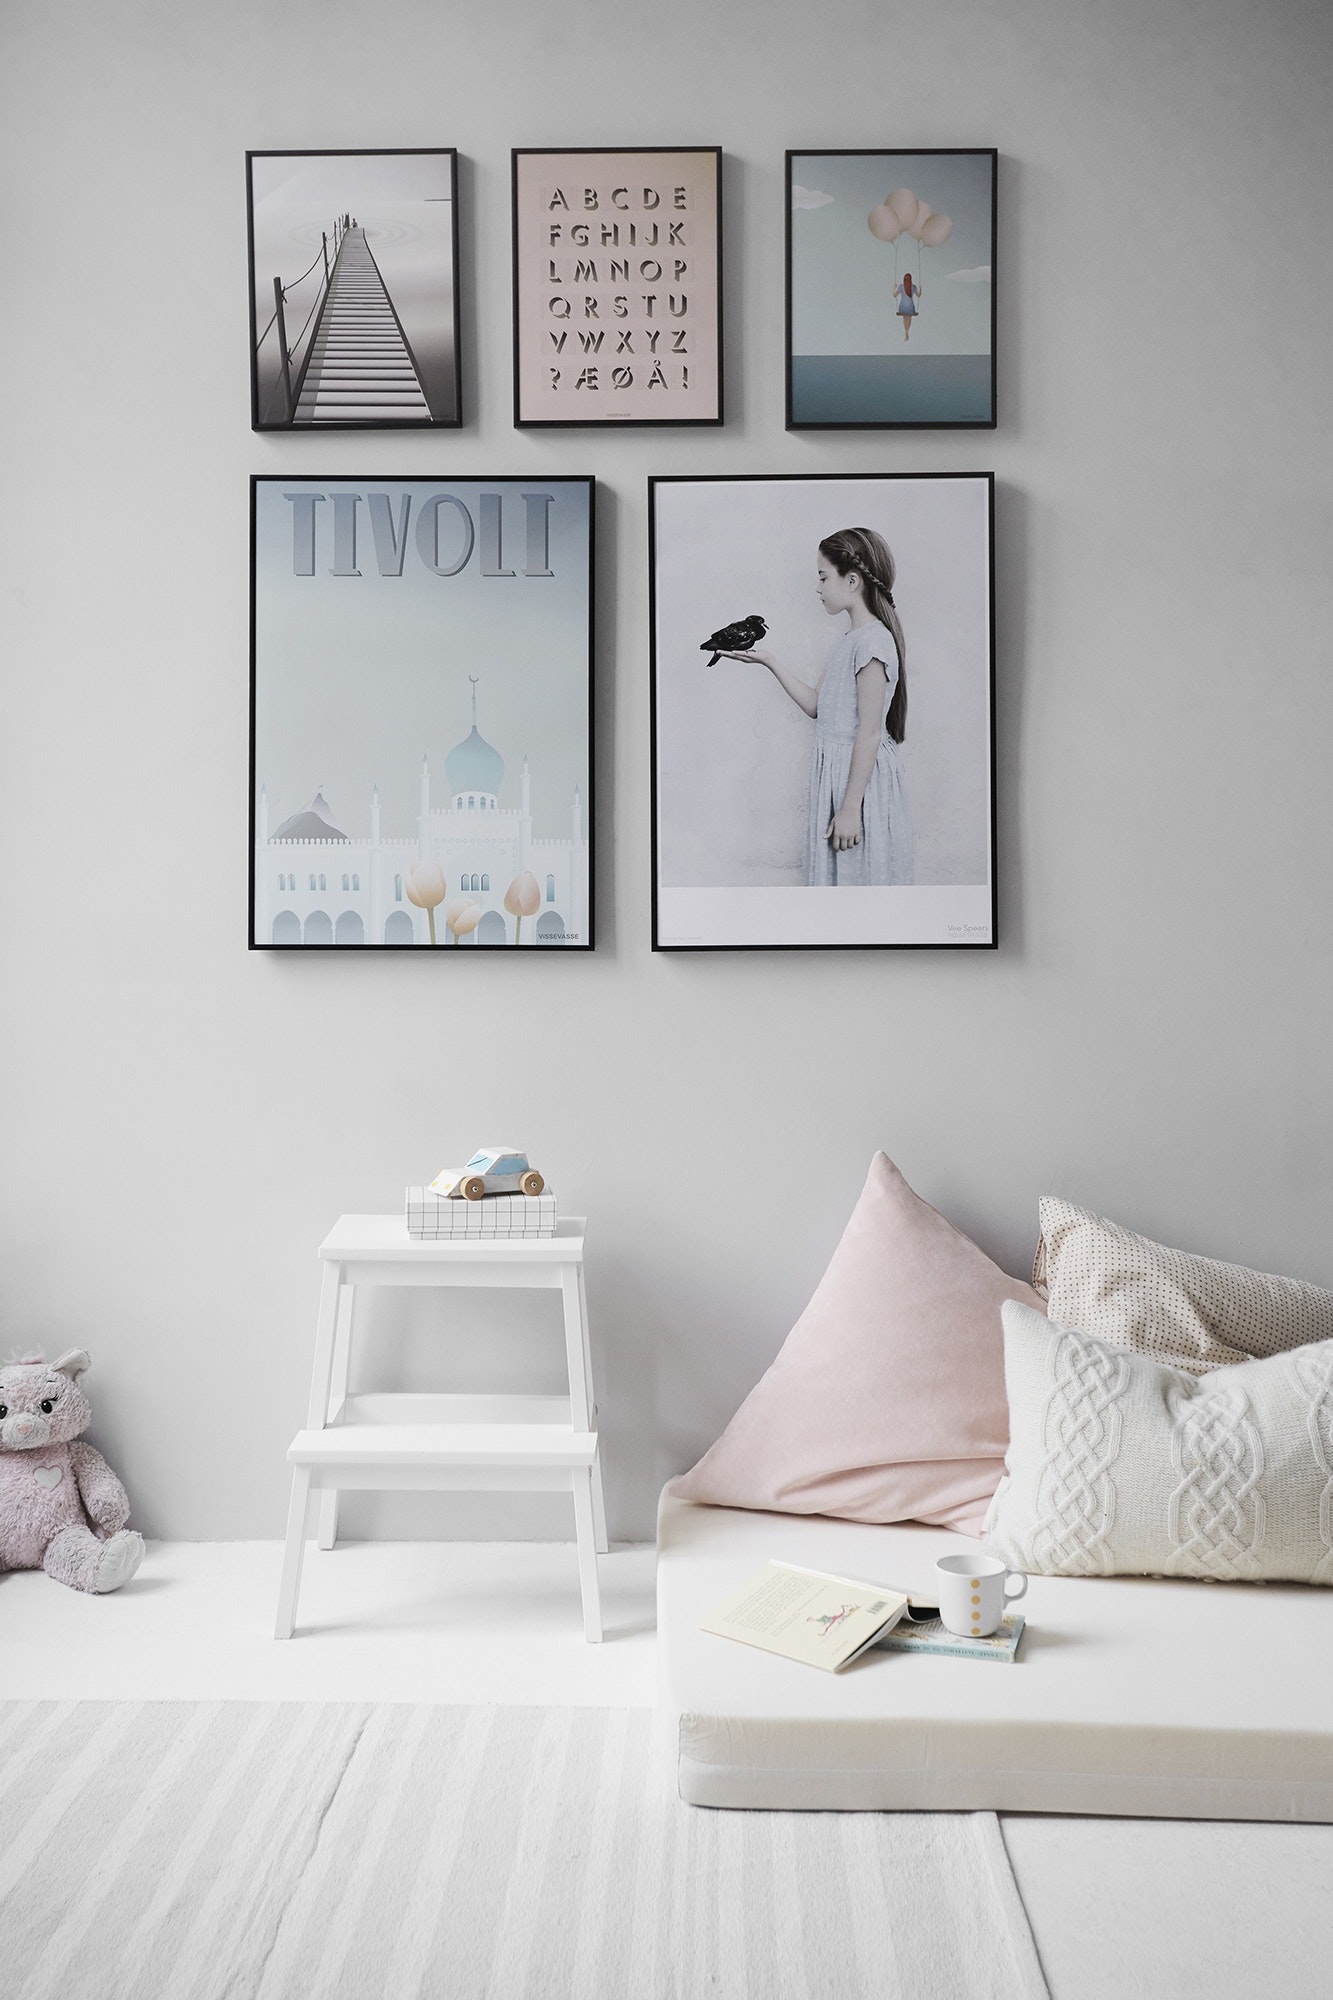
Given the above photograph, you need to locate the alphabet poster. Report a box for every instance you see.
[250,477,594,950]
[512,148,722,426]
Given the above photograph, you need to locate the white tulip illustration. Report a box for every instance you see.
[404,860,448,945]
[446,899,483,944]
[504,871,542,946]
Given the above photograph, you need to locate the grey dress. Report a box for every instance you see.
[805,618,914,888]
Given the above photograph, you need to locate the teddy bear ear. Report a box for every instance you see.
[53,1349,91,1382]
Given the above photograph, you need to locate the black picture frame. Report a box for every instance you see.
[511,146,723,428]
[246,148,463,431]
[250,475,595,951]
[785,149,997,430]
[649,472,997,951]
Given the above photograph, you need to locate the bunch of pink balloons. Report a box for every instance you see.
[867,188,953,249]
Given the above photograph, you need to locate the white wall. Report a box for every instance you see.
[1,0,1331,1542]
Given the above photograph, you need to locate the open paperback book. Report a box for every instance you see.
[699,1561,909,1672]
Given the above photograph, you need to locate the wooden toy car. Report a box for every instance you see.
[429,1148,546,1200]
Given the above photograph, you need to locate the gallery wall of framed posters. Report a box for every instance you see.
[511,147,723,427]
[250,477,594,951]
[244,141,1001,957]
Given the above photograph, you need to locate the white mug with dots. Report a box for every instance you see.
[935,1554,1027,1638]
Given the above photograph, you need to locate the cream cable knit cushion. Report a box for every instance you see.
[985,1300,1333,1584]
[1035,1197,1333,1373]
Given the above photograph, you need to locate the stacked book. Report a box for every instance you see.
[405,1188,558,1239]
[875,1608,1024,1663]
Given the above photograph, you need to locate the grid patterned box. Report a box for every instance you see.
[405,1188,558,1239]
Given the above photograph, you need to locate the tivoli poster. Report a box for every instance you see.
[250,477,594,950]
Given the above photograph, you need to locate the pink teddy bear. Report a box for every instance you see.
[0,1350,144,1592]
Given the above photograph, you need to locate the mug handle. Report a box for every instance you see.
[1003,1571,1028,1603]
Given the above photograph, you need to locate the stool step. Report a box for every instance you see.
[336,1391,578,1429]
[289,1421,598,1469]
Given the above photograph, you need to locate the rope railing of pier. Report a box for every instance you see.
[254,214,355,424]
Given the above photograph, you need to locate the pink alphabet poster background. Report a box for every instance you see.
[513,148,721,425]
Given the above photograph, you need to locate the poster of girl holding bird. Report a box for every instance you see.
[649,472,995,951]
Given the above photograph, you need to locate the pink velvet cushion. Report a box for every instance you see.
[671,1152,1044,1535]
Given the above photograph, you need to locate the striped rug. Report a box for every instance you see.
[0,1701,1047,1999]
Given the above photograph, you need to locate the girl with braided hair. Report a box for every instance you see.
[721,527,914,886]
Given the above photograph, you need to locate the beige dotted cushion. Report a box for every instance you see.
[1035,1197,1333,1373]
[986,1301,1333,1584]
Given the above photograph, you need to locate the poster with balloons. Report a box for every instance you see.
[786,150,996,428]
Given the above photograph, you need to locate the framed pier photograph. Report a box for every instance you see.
[250,477,594,950]
[786,149,997,430]
[511,146,722,427]
[246,148,462,430]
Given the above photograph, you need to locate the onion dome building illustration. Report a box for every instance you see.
[445,685,506,806]
[255,678,587,947]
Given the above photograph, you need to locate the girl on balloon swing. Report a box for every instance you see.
[893,271,921,341]
[868,190,952,346]
[720,527,913,888]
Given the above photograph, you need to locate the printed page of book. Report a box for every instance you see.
[700,1561,907,1672]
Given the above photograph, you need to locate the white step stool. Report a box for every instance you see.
[275,1214,608,1641]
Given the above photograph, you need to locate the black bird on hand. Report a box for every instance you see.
[701,614,767,666]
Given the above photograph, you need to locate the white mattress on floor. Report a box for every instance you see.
[657,1490,1333,1818]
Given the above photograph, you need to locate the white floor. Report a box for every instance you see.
[0,1538,658,1707]
[5,1539,1332,2000]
